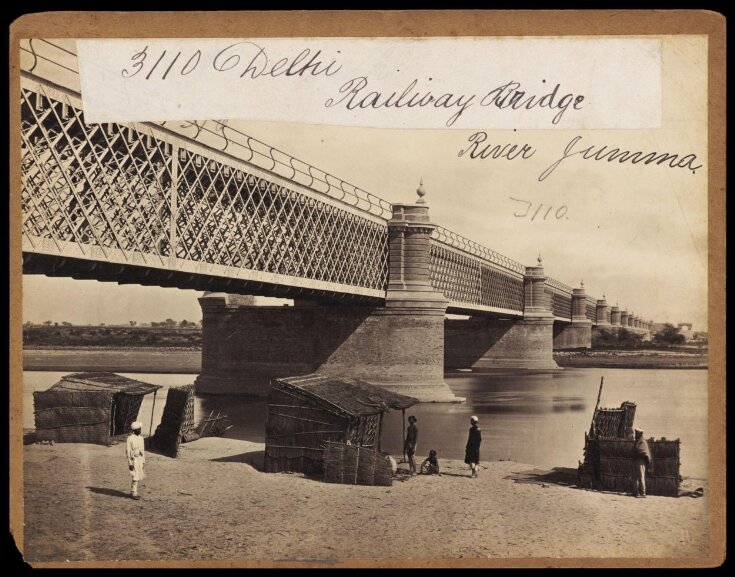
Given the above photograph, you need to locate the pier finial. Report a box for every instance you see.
[580,279,584,289]
[537,254,542,266]
[416,177,427,204]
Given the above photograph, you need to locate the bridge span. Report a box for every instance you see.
[19,39,653,401]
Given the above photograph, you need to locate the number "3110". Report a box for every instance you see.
[509,197,569,221]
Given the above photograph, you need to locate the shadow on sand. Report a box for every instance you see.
[210,450,265,471]
[505,467,580,488]
[86,486,131,499]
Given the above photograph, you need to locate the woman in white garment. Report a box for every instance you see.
[126,421,146,499]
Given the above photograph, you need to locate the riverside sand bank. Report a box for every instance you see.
[554,350,707,369]
[23,348,201,373]
[24,348,707,373]
[22,437,708,564]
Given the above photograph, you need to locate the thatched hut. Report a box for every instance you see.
[33,372,161,445]
[265,374,418,474]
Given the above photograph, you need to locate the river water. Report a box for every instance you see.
[22,368,709,478]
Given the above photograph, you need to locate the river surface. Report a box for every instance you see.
[22,368,709,478]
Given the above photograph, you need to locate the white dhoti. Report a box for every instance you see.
[130,455,145,481]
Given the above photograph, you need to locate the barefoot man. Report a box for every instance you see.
[126,421,146,500]
[633,427,652,498]
[465,416,482,478]
[404,415,419,475]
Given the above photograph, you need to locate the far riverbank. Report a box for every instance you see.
[23,346,707,373]
[554,349,708,369]
[23,347,201,373]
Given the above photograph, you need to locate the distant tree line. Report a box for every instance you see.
[24,319,202,328]
[592,323,696,349]
[23,323,202,348]
[652,323,687,345]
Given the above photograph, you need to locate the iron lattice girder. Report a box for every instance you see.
[586,298,598,323]
[429,242,525,315]
[20,80,389,298]
[547,288,573,321]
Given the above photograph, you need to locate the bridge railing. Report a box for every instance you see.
[430,226,526,315]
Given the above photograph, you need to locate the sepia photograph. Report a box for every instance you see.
[9,10,725,568]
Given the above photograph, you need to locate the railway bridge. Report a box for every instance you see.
[20,39,653,401]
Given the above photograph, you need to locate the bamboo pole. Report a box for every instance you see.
[199,409,214,437]
[148,390,157,437]
[377,411,384,453]
[402,409,406,463]
[589,376,604,437]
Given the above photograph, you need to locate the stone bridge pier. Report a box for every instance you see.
[443,257,559,371]
[196,192,462,402]
[553,285,593,350]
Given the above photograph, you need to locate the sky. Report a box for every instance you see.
[20,36,709,330]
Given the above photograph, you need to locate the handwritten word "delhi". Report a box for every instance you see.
[121,43,342,81]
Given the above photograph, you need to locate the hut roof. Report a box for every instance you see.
[272,374,419,417]
[49,372,162,396]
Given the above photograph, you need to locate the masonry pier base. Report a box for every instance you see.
[445,316,559,371]
[195,293,462,402]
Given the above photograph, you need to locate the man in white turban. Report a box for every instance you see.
[126,421,146,500]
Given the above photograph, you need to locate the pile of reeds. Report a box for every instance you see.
[34,390,114,444]
[151,384,194,457]
[264,444,326,474]
[182,410,232,442]
[577,459,596,489]
[111,394,145,436]
[597,438,681,497]
[322,441,393,487]
[597,439,638,493]
[592,401,636,439]
[646,439,681,497]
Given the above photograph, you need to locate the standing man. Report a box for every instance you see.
[633,427,652,498]
[465,416,482,478]
[126,421,146,500]
[404,415,419,475]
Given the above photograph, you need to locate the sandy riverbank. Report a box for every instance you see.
[554,350,708,369]
[24,347,707,374]
[20,437,709,566]
[23,348,201,373]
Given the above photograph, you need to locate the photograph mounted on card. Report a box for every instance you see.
[9,10,724,570]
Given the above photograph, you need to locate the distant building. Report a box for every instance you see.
[677,323,695,341]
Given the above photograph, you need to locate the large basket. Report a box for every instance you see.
[323,441,393,486]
